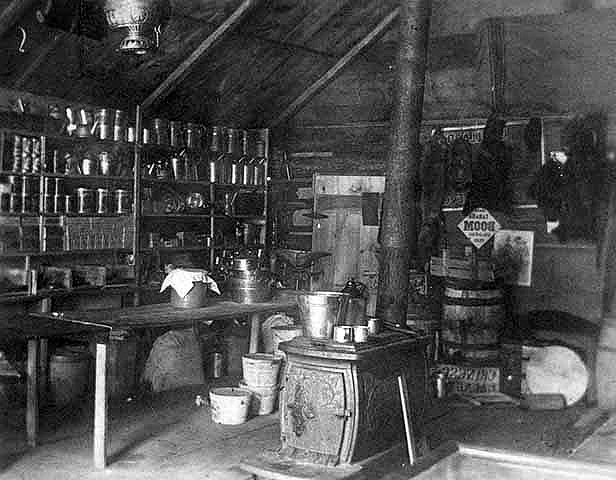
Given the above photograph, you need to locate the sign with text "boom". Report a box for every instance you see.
[457,208,501,249]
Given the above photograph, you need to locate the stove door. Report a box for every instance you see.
[283,363,348,464]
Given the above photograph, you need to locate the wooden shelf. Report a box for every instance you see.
[0,171,133,183]
[141,213,211,219]
[215,183,266,192]
[0,248,132,258]
[142,177,210,187]
[0,283,138,304]
[141,246,210,253]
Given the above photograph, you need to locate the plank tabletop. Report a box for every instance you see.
[30,300,299,330]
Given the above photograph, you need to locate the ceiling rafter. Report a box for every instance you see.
[141,0,261,112]
[0,0,38,39]
[272,7,400,127]
[13,31,67,89]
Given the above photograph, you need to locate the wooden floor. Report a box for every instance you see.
[0,383,612,480]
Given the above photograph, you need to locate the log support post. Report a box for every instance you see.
[377,0,431,326]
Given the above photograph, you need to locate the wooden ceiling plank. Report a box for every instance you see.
[140,0,260,112]
[281,0,350,45]
[13,31,67,89]
[0,0,37,39]
[272,7,400,127]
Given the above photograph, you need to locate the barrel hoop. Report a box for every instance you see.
[441,340,501,350]
[443,297,504,307]
[444,287,502,300]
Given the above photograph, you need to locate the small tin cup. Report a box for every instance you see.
[333,326,353,343]
[367,317,381,336]
[353,326,370,343]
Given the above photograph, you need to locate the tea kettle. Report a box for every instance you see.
[341,278,368,326]
[341,278,367,298]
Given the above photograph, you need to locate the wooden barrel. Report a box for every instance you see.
[441,280,505,363]
[597,314,616,408]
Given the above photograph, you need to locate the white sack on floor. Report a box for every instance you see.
[142,328,204,392]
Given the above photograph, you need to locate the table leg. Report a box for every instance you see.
[249,313,260,353]
[38,339,48,406]
[93,343,108,469]
[27,338,39,448]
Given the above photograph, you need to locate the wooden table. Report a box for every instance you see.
[16,300,298,469]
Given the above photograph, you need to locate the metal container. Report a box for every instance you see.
[76,188,95,214]
[114,189,131,214]
[53,194,64,214]
[233,256,258,271]
[81,156,95,176]
[367,317,381,335]
[353,326,369,343]
[185,123,202,149]
[333,326,353,343]
[169,121,183,148]
[210,352,225,378]
[96,188,109,214]
[152,118,168,145]
[113,109,126,141]
[99,151,111,176]
[65,194,73,214]
[42,194,53,213]
[93,108,112,139]
[170,281,208,308]
[227,267,272,304]
[298,291,350,339]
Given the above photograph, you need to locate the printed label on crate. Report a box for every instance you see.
[457,208,501,249]
[437,363,501,394]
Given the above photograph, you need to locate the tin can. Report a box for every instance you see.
[53,194,64,214]
[65,194,73,214]
[114,189,131,214]
[333,326,353,343]
[169,121,183,148]
[99,151,111,176]
[81,156,95,176]
[353,325,369,343]
[76,188,94,214]
[142,128,150,144]
[435,372,446,399]
[96,188,109,214]
[211,352,224,378]
[42,177,52,196]
[367,317,381,335]
[9,193,20,213]
[54,178,63,196]
[42,194,53,213]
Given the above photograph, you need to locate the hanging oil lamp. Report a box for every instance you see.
[104,0,170,54]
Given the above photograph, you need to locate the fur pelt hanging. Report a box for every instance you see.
[447,137,473,192]
[529,113,608,242]
[417,128,448,270]
[465,113,513,214]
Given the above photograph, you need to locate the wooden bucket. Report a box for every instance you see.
[597,314,616,408]
[441,280,505,362]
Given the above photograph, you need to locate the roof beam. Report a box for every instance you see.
[272,7,400,128]
[141,0,260,112]
[13,31,67,89]
[0,0,38,39]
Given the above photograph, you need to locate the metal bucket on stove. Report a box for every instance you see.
[298,291,350,339]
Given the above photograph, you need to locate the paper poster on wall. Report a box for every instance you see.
[492,230,534,287]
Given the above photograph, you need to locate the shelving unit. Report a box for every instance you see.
[0,107,271,305]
